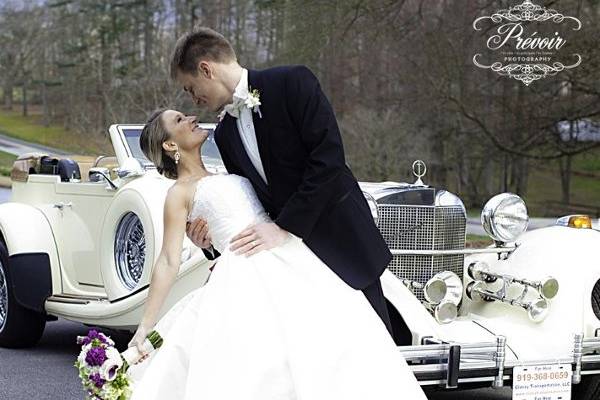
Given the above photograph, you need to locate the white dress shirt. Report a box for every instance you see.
[231,68,268,184]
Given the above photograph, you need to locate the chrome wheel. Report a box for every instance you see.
[0,261,7,331]
[114,212,145,290]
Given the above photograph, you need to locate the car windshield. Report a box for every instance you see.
[122,127,224,168]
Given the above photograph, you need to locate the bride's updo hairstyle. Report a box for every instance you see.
[139,108,178,180]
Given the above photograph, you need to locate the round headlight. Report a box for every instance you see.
[481,193,529,243]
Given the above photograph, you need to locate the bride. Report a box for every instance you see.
[125,108,428,400]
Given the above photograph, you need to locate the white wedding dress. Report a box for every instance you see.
[127,174,427,400]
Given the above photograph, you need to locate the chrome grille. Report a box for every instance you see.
[378,205,466,301]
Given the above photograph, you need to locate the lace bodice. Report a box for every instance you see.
[186,174,270,253]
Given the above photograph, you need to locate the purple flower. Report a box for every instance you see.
[88,372,106,388]
[85,346,107,366]
[77,336,91,346]
[82,329,108,344]
[77,329,111,346]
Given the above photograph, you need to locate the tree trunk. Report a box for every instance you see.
[3,81,13,110]
[22,79,28,117]
[41,82,49,127]
[559,155,572,204]
[143,1,153,72]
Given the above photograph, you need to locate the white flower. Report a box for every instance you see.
[99,360,120,381]
[99,347,123,381]
[245,92,261,109]
[246,88,262,118]
[77,343,93,368]
[105,346,123,365]
[100,333,115,346]
[99,347,124,381]
[218,88,262,121]
[77,351,87,368]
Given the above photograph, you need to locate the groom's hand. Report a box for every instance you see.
[186,218,212,249]
[230,222,290,257]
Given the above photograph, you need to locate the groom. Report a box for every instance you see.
[173,27,394,334]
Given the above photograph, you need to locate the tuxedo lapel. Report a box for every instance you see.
[247,69,272,185]
[220,112,270,198]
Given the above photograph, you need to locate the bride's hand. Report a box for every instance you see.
[230,222,290,257]
[128,324,151,364]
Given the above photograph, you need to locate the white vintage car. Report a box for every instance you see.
[1,124,600,399]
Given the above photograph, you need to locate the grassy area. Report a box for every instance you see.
[466,234,493,248]
[0,150,16,177]
[524,159,600,216]
[464,149,600,218]
[0,109,112,156]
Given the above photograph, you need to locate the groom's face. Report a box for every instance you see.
[176,62,229,114]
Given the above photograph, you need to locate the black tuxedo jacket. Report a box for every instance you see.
[210,65,391,290]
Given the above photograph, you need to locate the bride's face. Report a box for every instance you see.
[161,110,209,153]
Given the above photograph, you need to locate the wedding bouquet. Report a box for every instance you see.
[74,328,163,400]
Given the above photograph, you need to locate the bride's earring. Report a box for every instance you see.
[174,151,181,165]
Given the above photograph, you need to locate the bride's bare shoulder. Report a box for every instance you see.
[164,180,194,212]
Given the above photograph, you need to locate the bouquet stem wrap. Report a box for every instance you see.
[121,330,164,367]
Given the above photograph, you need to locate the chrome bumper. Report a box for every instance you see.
[398,333,600,388]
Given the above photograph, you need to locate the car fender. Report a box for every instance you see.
[100,175,205,300]
[464,226,600,359]
[0,202,61,311]
[99,179,164,300]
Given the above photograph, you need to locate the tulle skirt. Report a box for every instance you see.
[127,234,427,400]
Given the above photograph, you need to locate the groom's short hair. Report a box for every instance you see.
[170,27,236,79]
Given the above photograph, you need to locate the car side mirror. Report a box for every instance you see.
[89,167,118,190]
[89,167,110,182]
[116,157,145,179]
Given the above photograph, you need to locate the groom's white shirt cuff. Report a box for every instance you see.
[233,68,268,184]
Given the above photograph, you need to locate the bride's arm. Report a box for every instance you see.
[139,185,188,330]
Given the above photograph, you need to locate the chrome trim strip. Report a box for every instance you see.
[48,293,108,300]
[390,247,516,256]
[398,333,600,388]
[79,282,105,288]
[574,333,584,384]
[493,336,506,388]
[46,296,90,305]
[47,294,108,304]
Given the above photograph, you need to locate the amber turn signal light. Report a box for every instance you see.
[556,214,593,229]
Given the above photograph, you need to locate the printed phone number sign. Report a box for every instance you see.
[512,364,572,400]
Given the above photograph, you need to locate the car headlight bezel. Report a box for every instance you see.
[481,193,529,243]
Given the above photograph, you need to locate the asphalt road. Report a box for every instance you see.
[0,131,69,157]
[0,319,132,400]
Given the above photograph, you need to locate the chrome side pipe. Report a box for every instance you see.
[466,261,559,322]
[468,261,559,300]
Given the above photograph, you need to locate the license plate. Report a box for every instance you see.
[512,364,572,400]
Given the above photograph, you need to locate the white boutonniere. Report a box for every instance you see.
[217,87,263,122]
[246,87,262,118]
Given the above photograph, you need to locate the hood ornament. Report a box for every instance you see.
[412,160,427,186]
